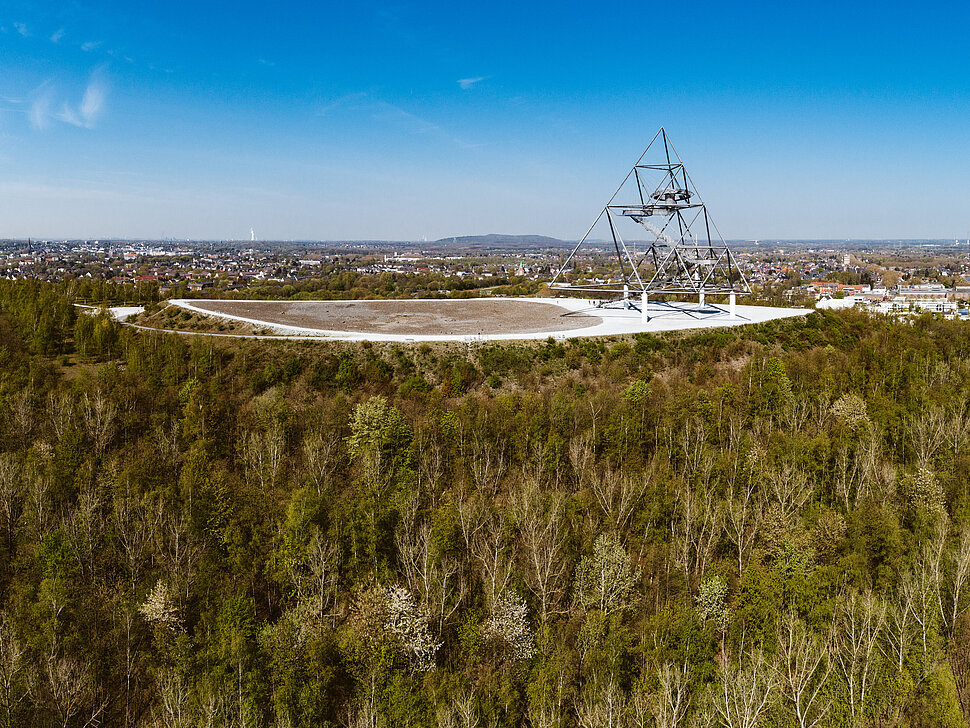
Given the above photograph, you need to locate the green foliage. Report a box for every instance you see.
[573,533,640,615]
[697,574,729,629]
[622,378,652,406]
[345,396,412,463]
[0,280,969,727]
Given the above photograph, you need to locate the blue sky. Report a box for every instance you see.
[2,0,970,241]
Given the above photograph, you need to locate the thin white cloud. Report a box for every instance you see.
[316,91,478,148]
[30,70,109,130]
[457,77,485,90]
[14,22,29,37]
[57,101,83,127]
[79,75,107,124]
[50,28,65,43]
[81,40,102,52]
[29,89,53,130]
[316,91,370,116]
[369,100,441,135]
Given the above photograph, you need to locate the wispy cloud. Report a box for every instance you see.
[29,87,53,130]
[56,102,83,127]
[50,28,65,43]
[79,75,107,124]
[316,91,370,117]
[371,101,440,134]
[14,22,29,37]
[317,91,481,150]
[318,92,441,135]
[457,76,485,90]
[81,40,102,52]
[30,69,109,130]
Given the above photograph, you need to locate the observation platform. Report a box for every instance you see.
[110,297,812,343]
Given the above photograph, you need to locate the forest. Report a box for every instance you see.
[0,278,969,728]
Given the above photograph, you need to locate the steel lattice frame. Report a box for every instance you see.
[551,128,750,298]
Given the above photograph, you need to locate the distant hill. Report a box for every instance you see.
[434,234,564,245]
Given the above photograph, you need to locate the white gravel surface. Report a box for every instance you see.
[155,297,809,342]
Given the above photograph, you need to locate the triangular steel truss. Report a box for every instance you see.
[551,128,750,298]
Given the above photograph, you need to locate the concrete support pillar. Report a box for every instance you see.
[699,288,705,308]
[623,284,630,309]
[729,291,736,319]
[641,291,648,323]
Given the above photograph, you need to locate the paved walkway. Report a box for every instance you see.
[105,298,810,342]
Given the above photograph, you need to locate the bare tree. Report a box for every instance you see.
[81,392,117,459]
[116,606,144,728]
[396,498,433,598]
[152,668,192,728]
[240,421,285,492]
[158,510,200,605]
[0,616,29,728]
[8,387,35,445]
[724,478,764,574]
[414,429,447,509]
[454,494,486,552]
[575,679,628,728]
[302,430,339,497]
[64,487,106,583]
[569,432,595,491]
[671,480,722,585]
[113,493,160,590]
[951,614,970,724]
[453,688,478,728]
[884,584,915,673]
[512,483,569,622]
[46,391,75,446]
[909,407,948,470]
[834,590,886,727]
[941,525,970,640]
[945,394,970,461]
[780,395,813,435]
[472,513,512,607]
[44,653,106,728]
[591,466,648,534]
[777,613,832,728]
[631,661,690,728]
[527,668,568,728]
[307,529,340,622]
[680,417,708,479]
[765,465,813,522]
[345,668,383,728]
[833,443,866,512]
[436,702,458,728]
[711,644,779,728]
[904,535,945,664]
[467,433,507,498]
[24,461,52,542]
[396,501,462,635]
[0,456,22,549]
[854,427,882,502]
[152,418,183,473]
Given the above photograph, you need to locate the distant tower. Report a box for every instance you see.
[250,228,256,242]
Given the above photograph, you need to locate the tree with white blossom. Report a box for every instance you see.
[483,591,536,661]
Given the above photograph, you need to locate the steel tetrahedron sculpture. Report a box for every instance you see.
[551,128,749,306]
